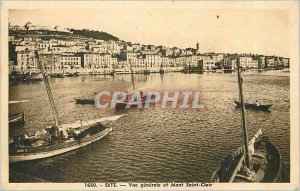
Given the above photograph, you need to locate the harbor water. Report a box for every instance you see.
[9,71,290,182]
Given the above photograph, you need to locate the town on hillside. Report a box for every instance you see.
[9,22,290,77]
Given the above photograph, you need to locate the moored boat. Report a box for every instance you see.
[9,112,25,126]
[211,129,283,182]
[234,101,272,111]
[211,57,283,183]
[24,72,43,81]
[50,73,64,78]
[9,115,124,163]
[114,69,131,74]
[74,98,95,105]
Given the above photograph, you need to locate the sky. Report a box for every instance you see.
[8,2,292,58]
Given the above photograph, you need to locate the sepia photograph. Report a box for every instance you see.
[1,1,299,190]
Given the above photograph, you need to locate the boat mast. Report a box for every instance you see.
[237,57,251,168]
[129,59,135,90]
[35,51,60,126]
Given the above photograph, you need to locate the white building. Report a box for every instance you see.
[60,55,82,72]
[239,56,252,68]
[249,60,259,68]
[143,54,161,71]
[202,59,216,70]
[83,53,115,73]
[212,54,224,62]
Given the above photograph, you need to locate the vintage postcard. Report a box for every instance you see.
[0,1,299,191]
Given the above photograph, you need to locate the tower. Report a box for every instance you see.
[196,42,199,54]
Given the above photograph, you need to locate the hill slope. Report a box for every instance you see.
[70,29,119,41]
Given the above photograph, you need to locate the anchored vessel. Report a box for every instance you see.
[74,98,95,105]
[234,101,272,111]
[9,116,123,163]
[24,72,43,81]
[9,112,25,126]
[10,52,124,163]
[211,58,283,183]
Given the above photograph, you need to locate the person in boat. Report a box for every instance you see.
[255,100,260,106]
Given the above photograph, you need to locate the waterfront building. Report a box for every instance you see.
[249,60,259,68]
[258,56,266,68]
[275,57,287,67]
[161,57,170,68]
[169,57,176,67]
[185,55,198,67]
[16,49,37,72]
[39,53,62,73]
[202,59,216,70]
[129,57,145,71]
[60,55,82,72]
[282,58,290,67]
[265,57,275,67]
[230,59,237,70]
[116,60,129,69]
[143,54,161,71]
[212,54,224,62]
[82,53,115,73]
[175,56,186,67]
[240,56,252,68]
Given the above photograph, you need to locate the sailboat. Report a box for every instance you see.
[9,52,125,163]
[210,58,283,182]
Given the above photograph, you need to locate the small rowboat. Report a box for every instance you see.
[9,112,25,126]
[234,101,272,111]
[74,98,94,105]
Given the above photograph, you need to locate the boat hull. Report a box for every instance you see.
[9,112,25,126]
[75,98,94,105]
[234,101,272,111]
[211,139,283,183]
[9,127,112,163]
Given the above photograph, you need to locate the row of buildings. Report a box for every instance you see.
[9,22,290,74]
